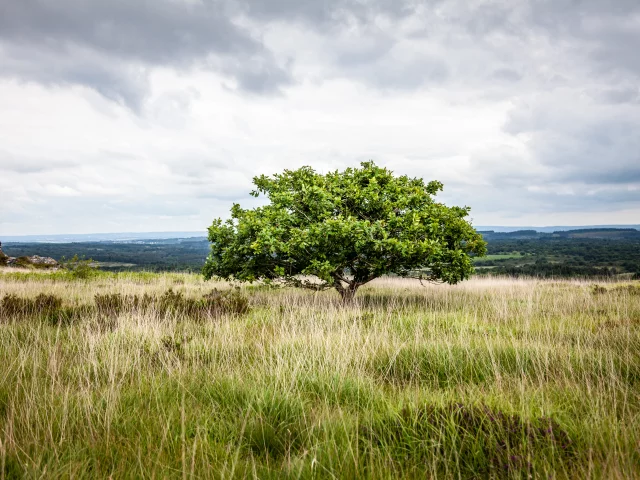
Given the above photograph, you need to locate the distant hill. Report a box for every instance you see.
[476,225,640,233]
[479,227,640,241]
[1,231,207,243]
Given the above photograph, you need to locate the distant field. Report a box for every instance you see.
[93,261,137,268]
[473,252,525,262]
[1,272,639,478]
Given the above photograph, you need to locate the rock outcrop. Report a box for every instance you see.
[0,244,59,269]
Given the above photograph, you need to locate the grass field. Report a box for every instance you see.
[1,271,639,479]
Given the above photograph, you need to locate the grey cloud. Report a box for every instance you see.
[528,0,640,34]
[590,31,640,76]
[3,0,640,107]
[528,0,640,76]
[504,102,640,186]
[0,59,130,112]
[345,53,449,90]
[526,186,640,212]
[0,42,152,109]
[232,0,438,93]
[490,68,522,83]
[446,181,640,220]
[467,78,640,216]
[0,0,292,108]
[463,3,515,36]
[219,54,294,94]
[234,0,420,26]
[595,86,640,105]
[0,151,80,174]
[0,0,255,63]
[334,34,395,69]
[0,0,431,105]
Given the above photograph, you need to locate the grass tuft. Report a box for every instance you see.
[361,402,577,478]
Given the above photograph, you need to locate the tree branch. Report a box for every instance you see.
[283,276,333,291]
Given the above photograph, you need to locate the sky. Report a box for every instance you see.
[1,0,639,236]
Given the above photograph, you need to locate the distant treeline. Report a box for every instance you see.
[487,264,620,279]
[1,238,210,273]
[3,228,640,279]
[476,228,640,279]
[479,228,640,240]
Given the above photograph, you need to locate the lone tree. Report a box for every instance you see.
[204,161,486,302]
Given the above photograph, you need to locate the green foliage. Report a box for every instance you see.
[61,254,100,279]
[204,161,486,300]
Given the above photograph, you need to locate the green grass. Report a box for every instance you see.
[1,273,639,478]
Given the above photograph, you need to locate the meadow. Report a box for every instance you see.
[1,270,639,479]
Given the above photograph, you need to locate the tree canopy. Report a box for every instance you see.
[203,161,486,301]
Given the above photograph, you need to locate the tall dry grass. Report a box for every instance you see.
[1,271,639,478]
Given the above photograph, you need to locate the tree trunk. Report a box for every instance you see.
[334,281,358,304]
[333,274,361,304]
[339,286,358,304]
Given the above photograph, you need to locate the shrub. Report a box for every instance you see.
[95,293,153,317]
[15,256,34,268]
[591,284,640,296]
[610,284,640,295]
[94,293,125,317]
[61,255,100,279]
[203,288,250,316]
[0,293,76,325]
[94,289,249,320]
[1,294,31,318]
[1,293,62,318]
[156,288,249,318]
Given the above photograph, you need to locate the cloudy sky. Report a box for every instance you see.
[1,0,639,235]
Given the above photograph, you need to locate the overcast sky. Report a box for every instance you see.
[1,0,639,235]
